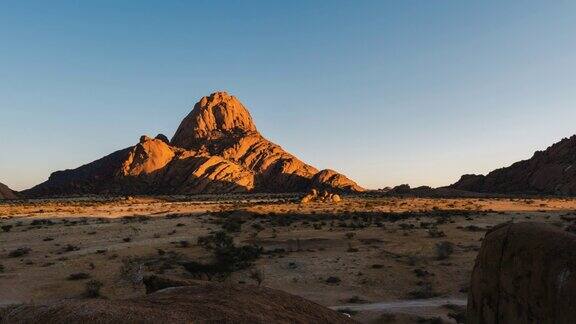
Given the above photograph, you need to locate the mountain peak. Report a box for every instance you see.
[171,91,257,149]
[23,92,364,196]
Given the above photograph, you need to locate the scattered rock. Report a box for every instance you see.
[300,189,342,204]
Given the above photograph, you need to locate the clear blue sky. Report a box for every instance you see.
[1,1,575,191]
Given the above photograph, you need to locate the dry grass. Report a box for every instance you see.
[1,195,576,322]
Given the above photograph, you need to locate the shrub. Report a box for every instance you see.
[119,258,144,286]
[222,218,243,233]
[1,225,13,232]
[63,244,80,252]
[435,241,455,260]
[84,280,104,298]
[9,247,31,258]
[427,228,446,238]
[68,272,90,280]
[249,269,265,286]
[326,276,341,284]
[409,282,438,299]
[185,231,261,280]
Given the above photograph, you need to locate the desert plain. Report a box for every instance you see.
[2,194,575,323]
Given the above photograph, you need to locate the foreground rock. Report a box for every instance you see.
[0,281,354,324]
[451,135,576,195]
[0,182,17,200]
[467,222,576,323]
[23,92,363,197]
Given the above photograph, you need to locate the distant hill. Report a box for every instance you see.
[23,92,362,197]
[450,135,576,195]
[0,182,17,200]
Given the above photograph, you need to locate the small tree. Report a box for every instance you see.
[435,241,454,260]
[84,280,104,298]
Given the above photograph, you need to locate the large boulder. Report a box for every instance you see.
[0,281,354,324]
[467,222,576,323]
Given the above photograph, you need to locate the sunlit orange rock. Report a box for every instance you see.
[120,136,175,177]
[23,91,363,197]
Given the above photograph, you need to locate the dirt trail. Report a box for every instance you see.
[330,297,467,315]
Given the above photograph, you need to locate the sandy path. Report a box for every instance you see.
[330,297,466,314]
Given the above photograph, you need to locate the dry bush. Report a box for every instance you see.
[119,258,144,287]
[9,247,31,258]
[84,280,104,298]
[249,269,265,286]
[435,241,455,260]
[67,272,90,281]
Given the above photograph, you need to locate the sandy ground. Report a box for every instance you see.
[1,195,576,323]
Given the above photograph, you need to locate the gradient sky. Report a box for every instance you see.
[1,1,576,191]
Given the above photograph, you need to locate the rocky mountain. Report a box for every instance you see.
[23,92,362,197]
[0,182,17,199]
[450,135,576,195]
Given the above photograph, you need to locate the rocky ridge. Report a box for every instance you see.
[450,135,576,195]
[0,182,17,200]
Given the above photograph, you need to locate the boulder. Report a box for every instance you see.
[300,189,342,204]
[1,280,354,324]
[467,222,576,323]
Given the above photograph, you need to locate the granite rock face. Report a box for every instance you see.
[23,92,363,197]
[467,222,576,323]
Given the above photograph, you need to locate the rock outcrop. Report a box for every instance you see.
[467,222,576,323]
[171,92,257,149]
[310,169,363,193]
[0,182,17,200]
[23,92,363,197]
[450,135,576,195]
[0,281,354,324]
[300,189,342,204]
